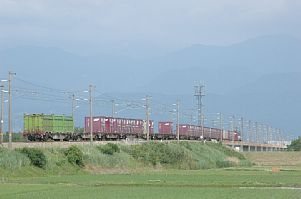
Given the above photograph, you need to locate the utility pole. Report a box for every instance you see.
[8,72,16,149]
[267,126,270,152]
[201,114,205,139]
[71,93,76,133]
[259,124,263,151]
[219,113,223,142]
[255,122,258,152]
[248,120,252,152]
[176,100,180,142]
[72,94,75,119]
[89,85,93,145]
[111,99,115,118]
[240,117,244,152]
[231,115,236,147]
[145,95,150,141]
[0,80,7,145]
[194,83,205,126]
[0,84,3,145]
[279,129,284,150]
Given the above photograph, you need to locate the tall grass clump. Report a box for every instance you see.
[0,148,30,170]
[98,143,120,155]
[19,148,47,169]
[82,145,132,168]
[127,142,196,169]
[64,145,84,167]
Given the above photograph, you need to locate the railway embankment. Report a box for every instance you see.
[0,142,251,177]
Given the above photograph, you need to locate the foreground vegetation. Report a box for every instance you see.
[0,142,251,177]
[1,142,300,198]
[0,169,300,199]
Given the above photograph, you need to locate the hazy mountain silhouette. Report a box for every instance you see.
[1,35,300,136]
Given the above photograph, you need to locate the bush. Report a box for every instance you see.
[64,146,84,167]
[19,148,46,169]
[129,142,190,167]
[98,143,120,155]
[288,137,301,151]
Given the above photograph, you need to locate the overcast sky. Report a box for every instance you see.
[1,0,301,55]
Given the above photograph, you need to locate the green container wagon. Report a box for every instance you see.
[23,114,75,141]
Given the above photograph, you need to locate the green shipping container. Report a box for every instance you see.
[24,114,74,134]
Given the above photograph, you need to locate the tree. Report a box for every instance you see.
[287,136,301,151]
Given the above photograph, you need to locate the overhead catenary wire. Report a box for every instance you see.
[2,75,289,147]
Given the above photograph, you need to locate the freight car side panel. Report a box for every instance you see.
[85,116,153,138]
[24,114,74,134]
[158,122,173,135]
[179,125,189,137]
[24,114,43,133]
[42,115,53,132]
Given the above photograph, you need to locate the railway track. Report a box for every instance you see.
[0,140,146,149]
[0,140,285,151]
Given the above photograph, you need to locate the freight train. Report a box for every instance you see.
[23,114,75,141]
[155,122,240,141]
[23,114,240,142]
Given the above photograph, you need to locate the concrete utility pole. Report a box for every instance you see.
[248,120,252,152]
[194,83,205,126]
[145,95,150,141]
[89,85,93,145]
[0,85,3,145]
[267,126,271,151]
[176,100,180,142]
[279,129,284,150]
[8,72,16,149]
[271,127,275,151]
[201,114,205,139]
[258,124,262,151]
[240,117,244,151]
[111,99,115,118]
[255,122,258,151]
[72,94,75,119]
[231,115,236,147]
[0,80,7,145]
[219,113,223,141]
[71,93,76,133]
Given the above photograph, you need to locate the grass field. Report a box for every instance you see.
[245,152,301,166]
[1,168,300,199]
[1,143,300,198]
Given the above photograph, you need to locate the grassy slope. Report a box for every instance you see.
[0,142,250,178]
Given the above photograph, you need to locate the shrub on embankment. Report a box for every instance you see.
[0,142,251,176]
[19,148,47,169]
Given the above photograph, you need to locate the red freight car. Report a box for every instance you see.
[85,116,153,140]
[178,124,206,140]
[156,122,175,139]
[156,122,241,142]
[178,124,199,139]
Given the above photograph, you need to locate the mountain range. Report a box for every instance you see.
[0,35,300,138]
